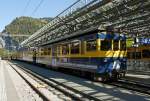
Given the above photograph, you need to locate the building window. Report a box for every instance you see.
[127,52,132,59]
[113,40,119,51]
[86,40,96,51]
[101,40,112,51]
[142,50,150,58]
[133,52,141,59]
[71,41,80,54]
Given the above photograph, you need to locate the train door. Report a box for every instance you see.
[52,46,57,67]
[33,49,37,63]
[47,47,52,65]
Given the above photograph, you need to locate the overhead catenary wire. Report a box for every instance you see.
[22,0,31,16]
[31,0,44,16]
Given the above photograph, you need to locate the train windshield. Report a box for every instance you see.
[101,40,112,51]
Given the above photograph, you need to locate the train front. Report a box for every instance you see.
[97,31,127,81]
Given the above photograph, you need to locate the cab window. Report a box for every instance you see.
[120,40,126,50]
[86,40,96,51]
[101,40,112,51]
[113,40,119,51]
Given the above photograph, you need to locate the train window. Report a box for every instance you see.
[47,48,51,55]
[62,44,69,55]
[44,48,47,55]
[71,41,80,54]
[86,40,96,51]
[41,48,47,55]
[39,49,41,56]
[101,40,112,51]
[57,46,61,55]
[52,46,57,56]
[41,49,44,56]
[120,40,126,50]
[33,50,36,57]
[142,50,150,58]
[113,40,119,51]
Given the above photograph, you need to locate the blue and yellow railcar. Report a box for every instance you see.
[36,30,127,81]
[15,29,127,81]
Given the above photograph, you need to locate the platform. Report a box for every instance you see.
[126,72,150,85]
[0,60,44,101]
[0,60,19,101]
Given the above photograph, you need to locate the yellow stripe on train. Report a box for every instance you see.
[58,51,126,58]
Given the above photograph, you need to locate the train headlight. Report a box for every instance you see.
[104,59,108,62]
[123,58,127,62]
[113,60,121,70]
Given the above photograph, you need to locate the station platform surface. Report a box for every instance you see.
[0,60,43,101]
[126,72,150,84]
[0,60,20,101]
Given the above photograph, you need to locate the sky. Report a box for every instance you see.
[0,0,75,32]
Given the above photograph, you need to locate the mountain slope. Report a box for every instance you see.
[3,16,52,42]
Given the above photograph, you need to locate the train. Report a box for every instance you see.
[12,28,127,81]
[127,44,150,71]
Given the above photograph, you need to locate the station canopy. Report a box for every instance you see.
[21,0,150,47]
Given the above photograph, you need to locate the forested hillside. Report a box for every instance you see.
[3,16,52,42]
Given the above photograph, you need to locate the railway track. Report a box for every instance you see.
[8,62,50,101]
[8,61,101,101]
[109,79,150,95]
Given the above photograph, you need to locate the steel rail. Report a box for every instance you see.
[108,79,150,95]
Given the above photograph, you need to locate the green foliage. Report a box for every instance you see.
[126,38,134,48]
[0,48,9,56]
[3,16,52,43]
[0,49,17,59]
